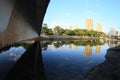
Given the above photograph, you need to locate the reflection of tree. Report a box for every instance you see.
[84,45,92,56]
[18,42,32,49]
[63,40,105,46]
[0,42,31,53]
[63,40,75,45]
[96,45,101,54]
[41,41,52,50]
[53,41,62,48]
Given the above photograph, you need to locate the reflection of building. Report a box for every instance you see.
[108,40,117,48]
[108,40,120,48]
[69,24,78,30]
[85,18,94,31]
[96,45,101,53]
[69,44,77,50]
[84,45,92,56]
[96,23,102,32]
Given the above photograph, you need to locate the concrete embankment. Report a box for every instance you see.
[39,35,103,41]
[84,46,120,80]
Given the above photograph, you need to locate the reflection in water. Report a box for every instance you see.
[41,41,52,50]
[53,41,62,48]
[7,47,25,61]
[41,40,104,57]
[41,40,108,80]
[0,40,115,80]
[108,39,120,48]
[5,41,46,80]
[96,45,101,54]
[0,46,26,80]
[84,45,92,56]
[69,44,77,50]
[0,46,25,61]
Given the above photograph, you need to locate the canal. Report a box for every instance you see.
[0,40,117,80]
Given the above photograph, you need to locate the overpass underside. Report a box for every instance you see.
[0,0,50,49]
[0,0,50,79]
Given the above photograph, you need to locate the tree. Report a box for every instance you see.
[74,29,86,36]
[41,23,49,34]
[74,29,80,36]
[54,25,64,35]
[80,29,86,36]
[82,29,88,36]
[65,29,75,35]
[41,23,54,35]
[89,30,95,37]
[54,41,62,48]
[99,32,107,37]
[47,28,53,35]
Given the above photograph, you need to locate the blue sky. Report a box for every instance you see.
[43,0,120,32]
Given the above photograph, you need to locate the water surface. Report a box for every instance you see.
[0,40,118,80]
[41,40,108,80]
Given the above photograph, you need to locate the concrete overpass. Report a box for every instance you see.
[0,0,50,49]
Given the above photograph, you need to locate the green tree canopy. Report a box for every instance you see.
[47,28,54,35]
[54,25,64,35]
[41,23,53,35]
[65,29,75,35]
[41,23,48,34]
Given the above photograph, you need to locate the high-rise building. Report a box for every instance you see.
[96,23,102,32]
[85,18,94,31]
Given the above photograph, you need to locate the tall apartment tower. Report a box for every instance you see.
[96,23,102,32]
[85,18,94,31]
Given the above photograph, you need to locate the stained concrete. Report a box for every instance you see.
[84,46,120,80]
[0,0,50,49]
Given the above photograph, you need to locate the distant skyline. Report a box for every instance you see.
[43,0,120,32]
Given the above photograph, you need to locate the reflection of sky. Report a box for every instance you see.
[0,46,26,61]
[0,46,26,80]
[42,43,109,80]
[46,45,69,52]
